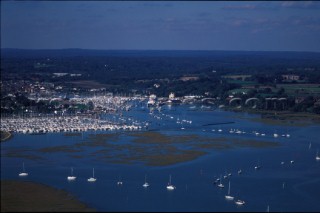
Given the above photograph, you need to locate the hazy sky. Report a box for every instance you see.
[1,1,320,52]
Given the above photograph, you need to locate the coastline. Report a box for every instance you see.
[1,180,95,212]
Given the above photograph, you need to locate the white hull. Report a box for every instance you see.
[217,183,224,188]
[235,200,245,205]
[167,185,176,190]
[19,172,28,177]
[67,176,76,181]
[167,175,175,190]
[88,168,96,182]
[225,181,233,200]
[225,195,234,200]
[143,182,150,187]
[87,177,96,182]
[19,162,28,177]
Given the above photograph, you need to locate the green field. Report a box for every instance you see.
[277,84,320,95]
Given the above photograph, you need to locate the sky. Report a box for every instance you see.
[1,1,320,52]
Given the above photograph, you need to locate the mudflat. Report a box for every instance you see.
[1,180,95,212]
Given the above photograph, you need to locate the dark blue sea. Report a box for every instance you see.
[1,105,320,212]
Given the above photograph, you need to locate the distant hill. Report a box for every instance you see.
[2,48,320,86]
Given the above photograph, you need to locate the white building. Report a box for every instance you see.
[169,92,175,100]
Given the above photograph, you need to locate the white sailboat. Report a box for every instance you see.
[217,175,224,188]
[19,162,28,177]
[143,174,150,188]
[87,168,96,182]
[235,199,245,205]
[213,177,219,184]
[225,181,234,200]
[117,175,123,185]
[67,167,76,181]
[316,150,320,161]
[166,174,176,190]
[254,160,261,170]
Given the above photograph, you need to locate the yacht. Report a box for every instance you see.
[19,162,28,177]
[143,175,150,188]
[67,167,76,181]
[316,150,320,161]
[217,175,224,188]
[225,181,234,200]
[87,168,96,182]
[235,199,245,205]
[166,175,176,190]
[254,161,261,170]
[213,177,219,185]
[117,175,123,185]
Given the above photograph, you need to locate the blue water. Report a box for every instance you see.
[1,105,320,212]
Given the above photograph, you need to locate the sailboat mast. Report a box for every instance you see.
[228,181,230,195]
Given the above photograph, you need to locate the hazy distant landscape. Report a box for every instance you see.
[2,49,320,116]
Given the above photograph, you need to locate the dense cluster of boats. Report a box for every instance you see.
[0,115,143,134]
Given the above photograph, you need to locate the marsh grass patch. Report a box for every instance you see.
[231,138,279,148]
[3,151,44,161]
[39,145,82,153]
[63,133,82,137]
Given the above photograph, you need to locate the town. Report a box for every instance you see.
[1,49,320,135]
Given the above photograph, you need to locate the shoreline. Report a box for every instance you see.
[1,180,95,212]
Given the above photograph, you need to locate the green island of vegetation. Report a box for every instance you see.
[30,132,280,166]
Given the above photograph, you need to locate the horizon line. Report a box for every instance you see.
[2,48,320,54]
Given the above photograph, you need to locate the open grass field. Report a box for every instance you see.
[277,83,320,95]
[65,80,110,89]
